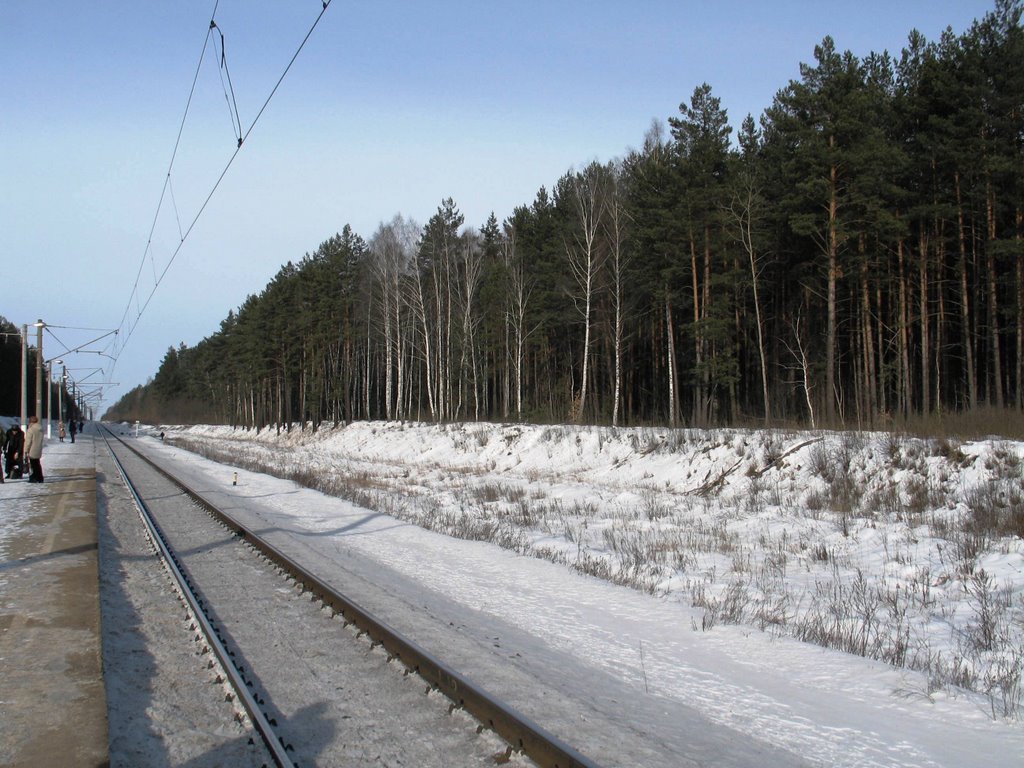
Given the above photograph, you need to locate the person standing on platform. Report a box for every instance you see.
[25,416,44,483]
[69,419,76,444]
[0,425,8,483]
[4,424,24,479]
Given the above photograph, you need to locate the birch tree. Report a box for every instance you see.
[605,162,631,426]
[563,163,609,422]
[728,115,772,424]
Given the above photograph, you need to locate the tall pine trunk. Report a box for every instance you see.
[689,233,703,426]
[919,230,930,416]
[826,153,839,424]
[955,172,978,409]
[986,179,1004,408]
[898,236,912,417]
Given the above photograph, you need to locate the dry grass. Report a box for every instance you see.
[166,425,1024,719]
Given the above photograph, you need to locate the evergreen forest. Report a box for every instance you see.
[0,316,82,423]
[106,3,1024,432]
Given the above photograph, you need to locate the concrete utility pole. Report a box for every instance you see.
[35,320,44,427]
[45,360,51,438]
[58,363,66,432]
[21,324,28,429]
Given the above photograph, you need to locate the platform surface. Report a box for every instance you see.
[0,429,108,768]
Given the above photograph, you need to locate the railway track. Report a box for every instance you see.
[101,426,601,768]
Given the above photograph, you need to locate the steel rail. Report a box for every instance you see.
[101,429,295,768]
[106,426,603,768]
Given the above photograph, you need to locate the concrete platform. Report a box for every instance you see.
[0,431,108,768]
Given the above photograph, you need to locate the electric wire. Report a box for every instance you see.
[41,326,119,379]
[42,324,117,332]
[168,177,185,242]
[112,0,333,378]
[210,21,244,146]
[116,0,220,341]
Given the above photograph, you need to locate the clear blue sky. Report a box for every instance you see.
[1,1,997,415]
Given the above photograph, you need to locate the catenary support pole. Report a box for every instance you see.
[35,320,43,426]
[20,324,28,429]
[45,361,51,438]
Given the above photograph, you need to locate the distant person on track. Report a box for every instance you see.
[59,421,66,442]
[3,423,24,479]
[25,416,44,483]
[69,419,76,444]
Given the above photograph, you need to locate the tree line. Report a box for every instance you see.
[0,316,83,423]
[106,3,1024,431]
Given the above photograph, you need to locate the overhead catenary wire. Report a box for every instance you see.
[168,176,185,242]
[210,20,244,146]
[113,0,333,374]
[116,0,220,341]
[44,324,119,332]
[43,325,119,364]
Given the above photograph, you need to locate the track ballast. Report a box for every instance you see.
[101,427,599,768]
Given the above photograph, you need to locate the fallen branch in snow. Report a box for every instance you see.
[693,458,743,497]
[748,436,824,479]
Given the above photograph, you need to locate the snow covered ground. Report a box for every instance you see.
[139,419,1024,766]
[5,417,1023,765]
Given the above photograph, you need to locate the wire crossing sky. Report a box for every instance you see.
[115,0,334,376]
[1,1,997,413]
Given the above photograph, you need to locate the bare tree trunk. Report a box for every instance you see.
[1017,207,1023,409]
[394,274,406,420]
[826,155,839,424]
[702,224,713,423]
[383,279,394,420]
[898,236,912,417]
[459,237,484,421]
[443,243,454,420]
[606,171,630,427]
[364,302,372,419]
[299,355,307,426]
[919,230,930,416]
[369,223,405,420]
[786,312,816,429]
[666,296,679,427]
[986,180,1004,408]
[503,228,531,421]
[935,233,947,413]
[565,165,607,422]
[955,172,978,409]
[408,248,437,420]
[276,373,283,433]
[689,232,703,426]
[431,255,445,421]
[729,177,771,424]
[860,253,877,424]
[876,282,887,417]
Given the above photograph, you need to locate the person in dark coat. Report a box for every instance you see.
[69,419,76,444]
[3,424,24,479]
